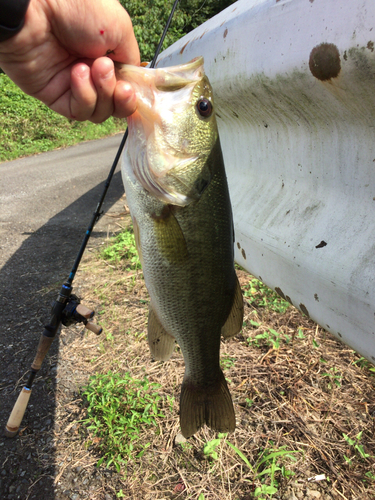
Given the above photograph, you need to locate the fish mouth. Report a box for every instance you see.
[117,58,208,206]
[115,57,205,126]
[116,57,204,92]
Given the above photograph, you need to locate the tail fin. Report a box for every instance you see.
[180,370,236,438]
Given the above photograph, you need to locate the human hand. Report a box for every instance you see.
[0,0,140,122]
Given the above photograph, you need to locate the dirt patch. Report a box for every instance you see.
[2,209,374,500]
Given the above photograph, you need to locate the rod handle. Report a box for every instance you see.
[85,321,103,335]
[31,335,54,371]
[76,304,94,319]
[4,387,32,437]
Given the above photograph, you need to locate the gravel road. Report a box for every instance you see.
[0,135,127,500]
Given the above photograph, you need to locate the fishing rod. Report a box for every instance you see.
[4,0,181,438]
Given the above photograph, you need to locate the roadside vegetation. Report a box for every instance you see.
[0,0,235,162]
[0,74,125,162]
[51,214,375,500]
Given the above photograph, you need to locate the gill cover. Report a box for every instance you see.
[116,57,218,206]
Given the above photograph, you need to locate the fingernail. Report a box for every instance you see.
[101,68,114,80]
[121,82,134,94]
[75,65,90,80]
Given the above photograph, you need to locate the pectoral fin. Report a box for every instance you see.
[221,275,244,339]
[148,306,175,361]
[152,206,188,264]
[132,216,144,268]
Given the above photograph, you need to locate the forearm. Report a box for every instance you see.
[0,0,31,42]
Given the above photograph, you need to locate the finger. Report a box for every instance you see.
[89,57,116,123]
[113,80,137,118]
[70,63,97,121]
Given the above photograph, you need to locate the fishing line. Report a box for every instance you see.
[4,0,181,438]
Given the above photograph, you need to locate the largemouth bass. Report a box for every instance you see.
[116,57,243,438]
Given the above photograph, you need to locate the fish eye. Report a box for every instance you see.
[197,98,213,118]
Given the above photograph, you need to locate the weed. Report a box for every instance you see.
[227,440,301,499]
[105,330,114,343]
[245,398,254,408]
[343,432,371,463]
[312,339,320,348]
[247,328,289,349]
[250,319,261,328]
[203,433,227,461]
[180,442,193,452]
[101,228,141,269]
[220,356,236,370]
[203,434,300,498]
[352,357,375,375]
[243,278,290,314]
[321,367,342,390]
[81,371,163,471]
[166,395,175,413]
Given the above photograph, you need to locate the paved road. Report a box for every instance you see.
[0,135,127,500]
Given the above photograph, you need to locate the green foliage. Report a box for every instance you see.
[352,356,375,375]
[243,278,290,314]
[179,0,236,33]
[121,0,236,61]
[312,338,320,349]
[82,371,163,471]
[247,328,290,350]
[0,74,124,162]
[100,228,141,269]
[321,366,342,390]
[343,431,371,464]
[203,433,227,461]
[202,434,300,498]
[297,328,305,339]
[226,440,301,500]
[220,355,236,370]
[245,397,254,408]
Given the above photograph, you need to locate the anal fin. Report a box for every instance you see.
[148,306,175,361]
[221,274,244,339]
[180,370,235,438]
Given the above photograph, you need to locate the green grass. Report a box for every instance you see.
[243,278,290,314]
[0,74,125,162]
[203,434,301,499]
[100,227,141,269]
[247,328,291,350]
[82,371,163,471]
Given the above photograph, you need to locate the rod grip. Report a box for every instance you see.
[4,388,32,437]
[85,322,103,335]
[31,335,54,371]
[76,304,94,319]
